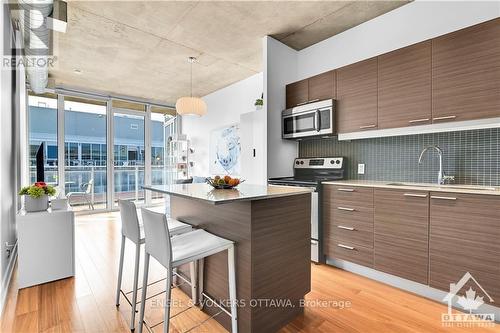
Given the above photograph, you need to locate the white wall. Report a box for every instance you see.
[0,2,21,313]
[182,72,263,178]
[264,36,299,178]
[264,0,500,178]
[297,0,500,79]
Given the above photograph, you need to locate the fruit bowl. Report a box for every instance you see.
[206,176,244,189]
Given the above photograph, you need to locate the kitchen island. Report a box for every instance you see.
[143,183,313,333]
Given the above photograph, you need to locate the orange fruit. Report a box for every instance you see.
[224,175,232,183]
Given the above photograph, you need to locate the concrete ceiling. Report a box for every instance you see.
[50,1,409,106]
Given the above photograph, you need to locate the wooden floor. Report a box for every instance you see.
[1,211,498,333]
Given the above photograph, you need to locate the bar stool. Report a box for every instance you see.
[138,208,238,333]
[115,200,193,331]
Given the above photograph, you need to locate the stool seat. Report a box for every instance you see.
[171,229,234,267]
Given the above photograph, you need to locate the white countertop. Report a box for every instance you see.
[143,183,313,204]
[322,180,500,196]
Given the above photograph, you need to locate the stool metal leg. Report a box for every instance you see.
[228,245,238,333]
[163,269,173,333]
[189,261,197,305]
[197,259,204,308]
[137,252,150,333]
[130,243,141,330]
[116,235,126,306]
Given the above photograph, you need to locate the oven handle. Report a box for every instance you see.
[316,110,321,132]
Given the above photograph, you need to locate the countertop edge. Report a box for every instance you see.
[142,185,313,204]
[322,180,500,196]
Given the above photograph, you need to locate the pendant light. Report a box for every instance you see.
[175,57,207,117]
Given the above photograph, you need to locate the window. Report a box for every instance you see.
[82,143,91,161]
[28,93,58,184]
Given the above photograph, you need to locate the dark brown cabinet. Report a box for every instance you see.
[374,189,429,284]
[336,58,378,133]
[285,79,309,109]
[308,71,336,102]
[432,18,500,123]
[285,71,335,109]
[378,41,432,129]
[323,185,374,267]
[429,193,500,304]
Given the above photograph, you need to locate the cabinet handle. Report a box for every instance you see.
[337,244,355,250]
[404,193,428,198]
[337,188,354,192]
[408,118,430,124]
[359,124,376,129]
[308,99,320,103]
[337,206,355,212]
[433,115,456,121]
[431,195,457,201]
[337,225,355,231]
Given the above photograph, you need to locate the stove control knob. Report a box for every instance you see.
[336,160,341,164]
[330,160,335,164]
[296,161,300,165]
[300,161,304,165]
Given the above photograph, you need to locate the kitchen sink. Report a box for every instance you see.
[385,182,498,191]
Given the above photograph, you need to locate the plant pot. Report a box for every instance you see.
[25,195,49,212]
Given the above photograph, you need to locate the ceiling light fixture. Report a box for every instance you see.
[175,57,207,117]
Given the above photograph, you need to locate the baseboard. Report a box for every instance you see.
[0,241,18,317]
[327,258,500,322]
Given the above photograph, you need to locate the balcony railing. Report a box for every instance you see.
[30,165,171,209]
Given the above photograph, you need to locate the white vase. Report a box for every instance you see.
[25,195,49,212]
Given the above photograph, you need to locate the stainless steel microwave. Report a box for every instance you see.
[282,99,336,139]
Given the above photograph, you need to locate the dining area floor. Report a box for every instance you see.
[1,211,498,333]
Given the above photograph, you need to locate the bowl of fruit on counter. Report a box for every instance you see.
[206,175,244,189]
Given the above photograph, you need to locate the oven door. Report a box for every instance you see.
[282,107,333,139]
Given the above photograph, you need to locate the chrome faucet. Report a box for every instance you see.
[418,145,454,185]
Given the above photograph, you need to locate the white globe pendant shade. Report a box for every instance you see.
[175,96,207,117]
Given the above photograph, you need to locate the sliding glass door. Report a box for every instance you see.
[27,92,178,212]
[112,109,145,207]
[64,96,108,211]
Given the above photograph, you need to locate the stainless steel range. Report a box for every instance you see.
[268,157,346,263]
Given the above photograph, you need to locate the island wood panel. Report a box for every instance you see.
[336,58,378,133]
[308,70,336,102]
[171,194,311,333]
[429,193,500,304]
[432,18,500,123]
[250,194,311,333]
[374,189,429,284]
[378,41,432,129]
[286,79,309,108]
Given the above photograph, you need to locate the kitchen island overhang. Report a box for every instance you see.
[143,183,313,333]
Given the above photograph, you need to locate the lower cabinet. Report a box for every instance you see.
[323,185,374,267]
[324,185,500,302]
[374,189,429,284]
[429,193,500,304]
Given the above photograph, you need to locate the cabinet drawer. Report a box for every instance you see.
[330,224,373,248]
[328,185,374,207]
[330,241,373,268]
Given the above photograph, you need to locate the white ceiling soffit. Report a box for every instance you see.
[49,1,409,105]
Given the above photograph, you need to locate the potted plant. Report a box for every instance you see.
[254,93,263,110]
[19,182,56,212]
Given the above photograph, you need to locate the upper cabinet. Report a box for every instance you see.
[285,71,335,109]
[284,19,500,135]
[432,18,500,123]
[378,41,432,129]
[308,71,336,103]
[337,58,378,133]
[285,79,309,109]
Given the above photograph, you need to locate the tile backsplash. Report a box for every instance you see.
[299,128,500,186]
